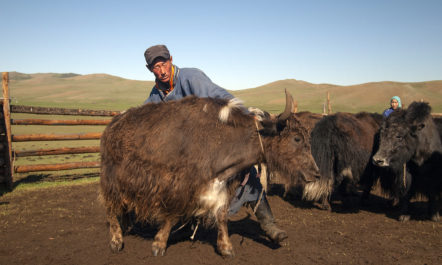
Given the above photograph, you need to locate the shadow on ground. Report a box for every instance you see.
[0,172,100,196]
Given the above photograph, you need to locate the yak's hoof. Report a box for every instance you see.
[314,201,331,211]
[152,244,166,257]
[398,214,410,222]
[218,247,235,258]
[388,198,400,208]
[430,213,440,222]
[110,239,123,253]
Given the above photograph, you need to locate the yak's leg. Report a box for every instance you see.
[152,218,177,257]
[119,210,134,235]
[398,171,413,222]
[316,196,331,211]
[217,207,234,257]
[360,171,378,206]
[107,209,124,252]
[398,193,412,222]
[428,195,441,222]
[338,169,359,208]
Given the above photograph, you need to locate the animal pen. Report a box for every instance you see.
[0,72,121,189]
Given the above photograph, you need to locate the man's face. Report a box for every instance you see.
[149,57,173,83]
[391,99,399,109]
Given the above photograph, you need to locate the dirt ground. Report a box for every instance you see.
[0,181,441,265]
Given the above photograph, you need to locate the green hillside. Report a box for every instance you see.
[235,79,442,113]
[7,72,155,110]
[6,72,442,113]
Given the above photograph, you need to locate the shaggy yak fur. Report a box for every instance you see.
[434,116,442,140]
[99,91,320,257]
[293,111,324,133]
[303,112,384,210]
[372,102,442,222]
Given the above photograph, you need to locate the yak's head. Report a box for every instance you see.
[258,90,321,185]
[373,102,433,169]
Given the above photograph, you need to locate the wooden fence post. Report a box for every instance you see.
[2,72,13,189]
[292,100,298,113]
[327,91,332,115]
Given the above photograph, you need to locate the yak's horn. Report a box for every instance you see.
[278,89,294,121]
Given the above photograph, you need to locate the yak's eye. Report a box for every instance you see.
[294,136,302,143]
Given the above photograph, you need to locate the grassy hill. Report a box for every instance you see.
[6,72,442,114]
[235,79,442,113]
[7,72,155,110]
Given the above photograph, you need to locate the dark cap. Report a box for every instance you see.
[144,45,170,67]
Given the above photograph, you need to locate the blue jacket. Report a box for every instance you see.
[383,108,394,118]
[144,66,234,104]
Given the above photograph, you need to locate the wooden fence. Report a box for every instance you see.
[0,72,121,189]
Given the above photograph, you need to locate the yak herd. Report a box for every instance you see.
[99,91,441,257]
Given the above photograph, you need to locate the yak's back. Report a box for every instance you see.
[101,96,251,164]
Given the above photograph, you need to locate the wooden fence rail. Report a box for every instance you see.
[11,119,111,126]
[14,161,101,173]
[12,132,102,142]
[14,146,100,157]
[11,105,121,116]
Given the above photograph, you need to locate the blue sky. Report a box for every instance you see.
[2,0,442,90]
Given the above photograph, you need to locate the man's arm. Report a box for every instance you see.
[186,69,234,100]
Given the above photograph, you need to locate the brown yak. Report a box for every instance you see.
[100,91,320,257]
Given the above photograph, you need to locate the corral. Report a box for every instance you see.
[1,72,441,264]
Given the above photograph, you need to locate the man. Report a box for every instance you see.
[144,45,233,103]
[143,44,287,243]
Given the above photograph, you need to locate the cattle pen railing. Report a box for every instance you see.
[9,105,119,174]
[0,72,122,189]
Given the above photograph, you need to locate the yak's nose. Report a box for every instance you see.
[302,166,321,183]
[372,155,388,167]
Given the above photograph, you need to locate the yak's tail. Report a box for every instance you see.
[303,118,335,201]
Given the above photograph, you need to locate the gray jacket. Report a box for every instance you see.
[144,66,233,103]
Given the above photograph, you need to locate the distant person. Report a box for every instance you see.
[383,96,402,118]
[143,44,287,243]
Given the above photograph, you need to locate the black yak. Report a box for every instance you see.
[372,102,442,221]
[303,112,383,210]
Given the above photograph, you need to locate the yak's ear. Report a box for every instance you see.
[276,119,289,132]
[259,119,278,136]
[410,123,425,136]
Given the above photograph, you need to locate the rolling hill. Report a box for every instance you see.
[5,72,442,113]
